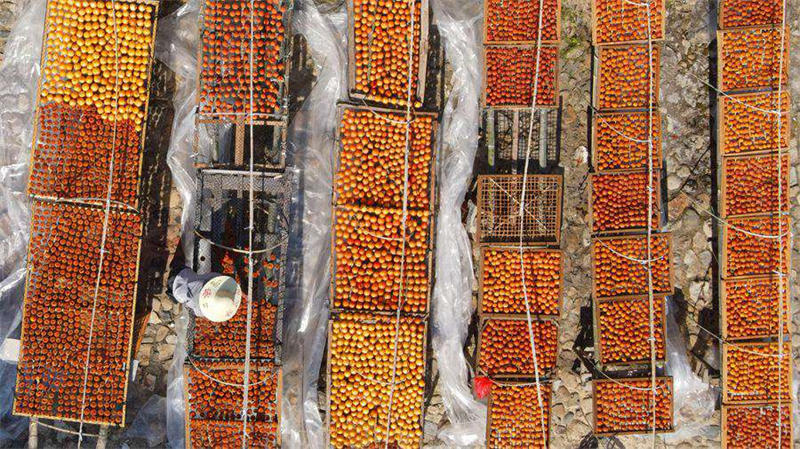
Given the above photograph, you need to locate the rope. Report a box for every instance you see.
[684,70,788,116]
[77,2,121,445]
[240,0,257,445]
[643,4,658,443]
[773,0,788,444]
[187,355,275,388]
[383,0,417,445]
[518,0,550,442]
[36,420,101,439]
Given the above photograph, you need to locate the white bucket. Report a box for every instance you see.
[198,275,242,322]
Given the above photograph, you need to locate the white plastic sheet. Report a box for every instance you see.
[428,0,486,446]
[0,0,46,444]
[663,297,716,444]
[281,2,347,447]
[154,0,202,446]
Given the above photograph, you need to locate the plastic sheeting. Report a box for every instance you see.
[154,0,201,446]
[0,0,46,445]
[281,2,347,447]
[428,0,486,446]
[663,297,716,443]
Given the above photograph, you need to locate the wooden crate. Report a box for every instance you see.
[477,246,563,317]
[325,313,427,449]
[196,0,294,122]
[184,362,282,449]
[330,204,434,316]
[720,152,790,218]
[483,0,561,45]
[721,214,790,279]
[333,104,438,212]
[593,376,674,436]
[717,26,789,93]
[345,0,432,108]
[722,403,793,448]
[593,43,662,111]
[722,341,792,404]
[590,109,662,172]
[14,199,144,426]
[718,90,790,156]
[593,295,667,367]
[27,0,159,209]
[486,382,552,448]
[721,276,791,341]
[589,170,662,234]
[591,0,665,45]
[194,117,288,170]
[476,316,558,379]
[482,44,560,109]
[591,233,674,299]
[719,0,784,29]
[476,174,563,246]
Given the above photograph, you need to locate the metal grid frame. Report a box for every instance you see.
[476,174,562,245]
[190,170,291,364]
[194,117,288,171]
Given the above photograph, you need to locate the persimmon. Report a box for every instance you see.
[487,383,551,448]
[199,0,286,117]
[593,0,664,44]
[478,319,557,377]
[594,378,672,434]
[328,313,425,449]
[485,45,558,107]
[485,0,559,43]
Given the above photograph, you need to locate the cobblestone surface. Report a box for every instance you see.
[2,0,800,447]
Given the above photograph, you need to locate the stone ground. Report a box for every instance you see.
[1,0,800,447]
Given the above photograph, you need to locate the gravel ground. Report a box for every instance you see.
[1,0,799,447]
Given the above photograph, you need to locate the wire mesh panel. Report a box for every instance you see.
[28,0,158,206]
[191,170,291,363]
[15,200,142,425]
[198,0,291,120]
[477,174,562,245]
[483,108,560,172]
[185,362,280,449]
